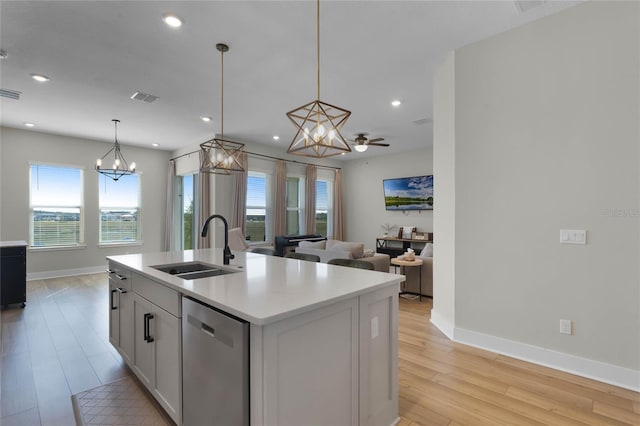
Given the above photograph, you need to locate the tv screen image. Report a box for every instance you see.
[383,175,433,211]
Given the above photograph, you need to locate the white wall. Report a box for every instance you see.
[0,127,171,277]
[434,1,639,388]
[342,148,433,249]
[431,51,456,338]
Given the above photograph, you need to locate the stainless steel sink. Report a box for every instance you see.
[151,261,237,280]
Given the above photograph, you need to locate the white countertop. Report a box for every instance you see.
[0,240,28,248]
[107,249,402,325]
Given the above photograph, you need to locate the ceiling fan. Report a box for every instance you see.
[351,133,390,153]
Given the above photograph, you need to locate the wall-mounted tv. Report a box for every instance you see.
[383,175,433,211]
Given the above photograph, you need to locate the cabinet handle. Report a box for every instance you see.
[115,274,127,281]
[116,287,127,294]
[110,289,117,310]
[144,313,154,343]
[106,269,115,274]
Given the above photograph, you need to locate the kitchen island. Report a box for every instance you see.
[107,248,401,426]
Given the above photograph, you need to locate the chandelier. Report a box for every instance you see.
[286,0,351,158]
[200,43,245,175]
[95,119,136,181]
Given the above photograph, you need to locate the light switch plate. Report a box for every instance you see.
[560,229,586,244]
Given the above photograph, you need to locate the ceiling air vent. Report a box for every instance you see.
[514,0,546,13]
[412,117,432,126]
[0,88,21,100]
[130,91,159,103]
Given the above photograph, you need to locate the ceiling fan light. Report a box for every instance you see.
[354,144,368,153]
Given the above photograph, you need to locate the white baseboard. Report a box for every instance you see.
[454,327,640,392]
[429,308,455,340]
[27,265,106,281]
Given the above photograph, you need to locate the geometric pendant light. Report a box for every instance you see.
[200,43,245,175]
[95,119,136,181]
[286,0,352,158]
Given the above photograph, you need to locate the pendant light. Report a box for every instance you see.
[200,43,245,175]
[286,0,352,158]
[95,119,136,181]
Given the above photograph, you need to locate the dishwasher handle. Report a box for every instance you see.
[201,322,215,338]
[186,314,235,348]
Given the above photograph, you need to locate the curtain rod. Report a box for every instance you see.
[244,150,341,171]
[169,150,199,162]
[170,149,341,171]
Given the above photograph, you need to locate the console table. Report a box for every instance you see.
[376,237,431,259]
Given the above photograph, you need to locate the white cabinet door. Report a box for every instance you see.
[132,294,154,389]
[108,280,120,347]
[152,306,181,424]
[261,297,359,426]
[118,289,134,365]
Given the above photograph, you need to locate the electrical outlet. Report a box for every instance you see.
[559,319,573,335]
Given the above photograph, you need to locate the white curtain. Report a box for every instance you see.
[231,151,248,229]
[163,160,177,251]
[273,160,287,239]
[196,149,211,249]
[333,169,344,241]
[305,164,317,234]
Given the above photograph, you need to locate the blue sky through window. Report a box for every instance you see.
[30,164,82,207]
[99,173,139,207]
[316,180,328,210]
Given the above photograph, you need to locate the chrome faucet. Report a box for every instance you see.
[200,214,234,265]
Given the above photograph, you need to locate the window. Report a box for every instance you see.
[180,174,197,250]
[99,173,140,244]
[30,163,84,248]
[286,176,303,235]
[246,172,269,242]
[315,179,332,237]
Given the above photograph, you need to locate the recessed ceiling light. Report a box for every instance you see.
[273,135,280,141]
[200,116,212,122]
[24,122,35,127]
[152,143,159,147]
[162,13,183,28]
[31,74,50,82]
[391,100,401,107]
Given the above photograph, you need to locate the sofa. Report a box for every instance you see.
[398,243,433,297]
[295,240,390,272]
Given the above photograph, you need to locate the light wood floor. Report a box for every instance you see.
[1,274,638,425]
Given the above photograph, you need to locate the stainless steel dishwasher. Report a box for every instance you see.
[182,296,249,425]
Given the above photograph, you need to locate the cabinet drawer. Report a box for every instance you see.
[107,262,132,292]
[1,246,26,257]
[132,273,181,317]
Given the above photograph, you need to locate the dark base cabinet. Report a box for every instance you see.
[1,241,27,308]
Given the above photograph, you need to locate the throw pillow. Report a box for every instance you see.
[299,240,326,249]
[327,241,365,259]
[362,249,375,258]
[420,243,433,257]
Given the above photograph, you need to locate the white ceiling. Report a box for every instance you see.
[0,0,581,159]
